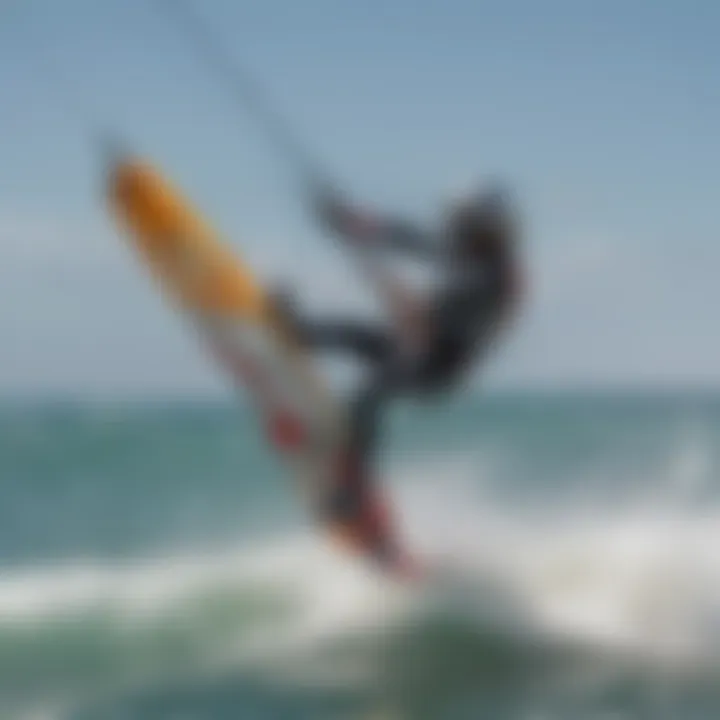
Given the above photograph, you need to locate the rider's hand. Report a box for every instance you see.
[312,187,379,241]
[312,187,351,231]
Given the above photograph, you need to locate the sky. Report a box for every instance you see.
[0,0,718,398]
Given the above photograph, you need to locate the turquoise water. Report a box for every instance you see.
[2,393,720,719]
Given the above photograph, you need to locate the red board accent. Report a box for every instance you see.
[267,410,307,451]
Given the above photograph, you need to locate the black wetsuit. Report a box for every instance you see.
[290,213,514,537]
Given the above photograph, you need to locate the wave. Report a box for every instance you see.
[3,455,720,718]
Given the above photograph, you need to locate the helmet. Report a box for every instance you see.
[444,183,517,260]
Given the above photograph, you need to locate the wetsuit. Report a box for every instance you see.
[282,205,518,567]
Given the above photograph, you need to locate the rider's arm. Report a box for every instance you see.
[316,193,440,259]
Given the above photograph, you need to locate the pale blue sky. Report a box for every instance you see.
[1,0,718,397]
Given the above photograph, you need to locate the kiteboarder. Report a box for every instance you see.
[272,182,525,573]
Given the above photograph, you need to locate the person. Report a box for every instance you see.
[272,182,525,575]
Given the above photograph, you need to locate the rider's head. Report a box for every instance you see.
[443,182,518,263]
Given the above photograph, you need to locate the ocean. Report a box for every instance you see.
[2,392,720,719]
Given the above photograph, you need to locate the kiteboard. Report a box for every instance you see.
[104,156,415,577]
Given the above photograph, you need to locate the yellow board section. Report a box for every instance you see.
[107,159,267,321]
